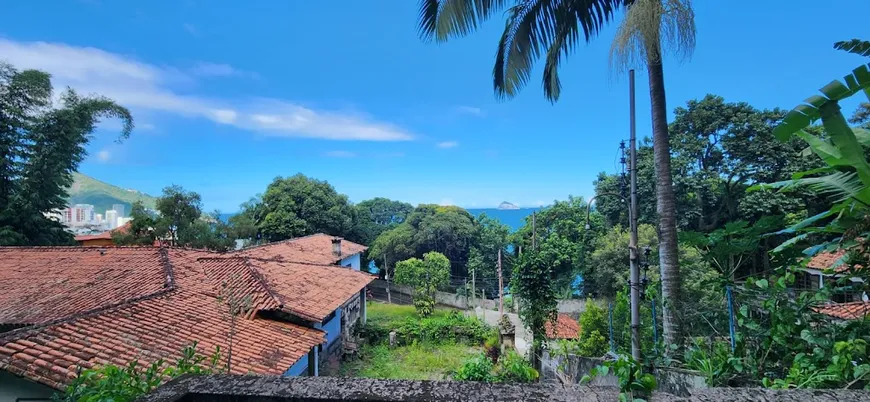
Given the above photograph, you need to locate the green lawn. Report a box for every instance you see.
[339,342,481,380]
[337,302,484,380]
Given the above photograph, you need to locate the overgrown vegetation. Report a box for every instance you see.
[393,252,450,316]
[54,342,221,402]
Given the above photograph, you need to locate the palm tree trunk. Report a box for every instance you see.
[647,53,683,352]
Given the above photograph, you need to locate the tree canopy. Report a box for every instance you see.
[0,62,133,245]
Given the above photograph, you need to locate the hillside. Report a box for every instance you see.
[67,172,158,215]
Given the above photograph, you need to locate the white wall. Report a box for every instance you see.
[0,371,55,402]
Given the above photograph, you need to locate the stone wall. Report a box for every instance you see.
[138,374,870,401]
[369,279,498,310]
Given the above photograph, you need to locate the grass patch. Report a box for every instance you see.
[339,343,480,380]
[366,302,451,329]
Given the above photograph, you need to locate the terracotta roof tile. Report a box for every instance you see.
[807,249,849,272]
[814,301,870,320]
[236,233,367,265]
[0,248,326,390]
[545,314,580,339]
[73,222,132,242]
[0,247,171,325]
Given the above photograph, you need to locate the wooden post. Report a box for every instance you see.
[498,249,504,315]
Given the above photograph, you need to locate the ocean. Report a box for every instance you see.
[219,207,540,232]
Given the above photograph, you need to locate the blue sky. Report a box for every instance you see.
[1,1,868,211]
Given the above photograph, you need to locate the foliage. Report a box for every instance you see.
[55,342,221,402]
[834,39,870,57]
[0,62,133,245]
[453,353,495,382]
[587,224,658,298]
[112,201,158,246]
[684,340,743,387]
[511,247,559,362]
[360,304,492,346]
[466,213,513,298]
[680,218,781,282]
[339,342,479,380]
[154,185,203,245]
[351,197,414,246]
[581,355,657,402]
[371,204,478,279]
[578,300,609,357]
[393,252,451,316]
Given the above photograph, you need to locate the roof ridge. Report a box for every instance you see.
[159,247,176,288]
[244,256,354,269]
[241,257,286,310]
[232,233,334,252]
[0,286,176,343]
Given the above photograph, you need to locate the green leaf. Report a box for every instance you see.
[834,39,870,57]
[820,80,850,100]
[774,233,809,253]
[756,279,769,289]
[804,95,828,108]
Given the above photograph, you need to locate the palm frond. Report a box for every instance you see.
[417,0,512,42]
[610,0,695,73]
[797,171,864,204]
[543,0,624,101]
[834,39,870,57]
[495,0,625,101]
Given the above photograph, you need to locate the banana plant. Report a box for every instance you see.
[753,43,870,254]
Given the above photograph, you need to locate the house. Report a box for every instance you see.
[0,236,373,399]
[814,301,870,321]
[236,233,368,270]
[797,248,867,303]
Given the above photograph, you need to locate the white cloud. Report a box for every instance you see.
[0,39,414,142]
[97,150,110,162]
[456,105,484,117]
[324,150,357,158]
[437,141,459,149]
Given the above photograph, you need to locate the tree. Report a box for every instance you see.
[587,224,657,299]
[511,248,559,370]
[155,185,202,246]
[350,197,414,246]
[112,201,157,245]
[467,213,513,297]
[416,0,696,349]
[0,62,133,245]
[370,204,478,278]
[393,251,451,316]
[254,174,355,241]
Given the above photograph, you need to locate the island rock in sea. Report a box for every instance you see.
[498,201,520,210]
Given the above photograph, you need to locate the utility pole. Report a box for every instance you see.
[385,254,392,304]
[471,269,476,308]
[628,69,642,362]
[498,249,504,315]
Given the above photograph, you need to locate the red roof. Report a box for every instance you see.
[545,314,580,339]
[814,301,870,320]
[0,248,346,390]
[807,249,849,272]
[236,234,367,265]
[0,247,170,326]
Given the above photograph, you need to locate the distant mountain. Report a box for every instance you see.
[67,172,158,215]
[498,201,519,210]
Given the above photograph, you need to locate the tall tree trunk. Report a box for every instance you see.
[647,54,683,352]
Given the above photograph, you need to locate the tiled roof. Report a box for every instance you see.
[0,248,325,390]
[0,247,171,326]
[545,314,580,339]
[814,301,870,320]
[236,233,367,265]
[247,258,373,322]
[807,249,849,272]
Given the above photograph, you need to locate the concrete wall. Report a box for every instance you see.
[369,279,499,310]
[0,371,55,402]
[557,299,587,316]
[339,254,361,271]
[539,353,707,397]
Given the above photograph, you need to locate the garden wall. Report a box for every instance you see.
[369,279,497,310]
[540,352,707,397]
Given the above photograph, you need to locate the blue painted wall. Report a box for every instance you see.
[284,347,318,377]
[320,308,342,347]
[340,253,361,270]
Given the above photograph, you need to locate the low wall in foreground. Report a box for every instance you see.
[138,374,870,402]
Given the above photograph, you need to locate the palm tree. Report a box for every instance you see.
[417,0,695,350]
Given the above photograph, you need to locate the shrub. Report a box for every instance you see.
[393,252,450,317]
[362,310,494,346]
[577,300,608,357]
[453,353,494,382]
[494,351,538,383]
[55,342,221,402]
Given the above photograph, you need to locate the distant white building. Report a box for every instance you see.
[112,204,126,218]
[116,217,132,228]
[105,210,118,229]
